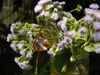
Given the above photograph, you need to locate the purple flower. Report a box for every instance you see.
[89,3,99,9]
[10,23,15,34]
[19,50,26,57]
[78,28,86,37]
[26,53,32,58]
[57,43,64,50]
[63,11,73,18]
[32,24,38,28]
[64,37,72,44]
[15,22,21,28]
[57,20,64,27]
[7,34,12,42]
[92,31,100,42]
[93,21,100,31]
[17,44,23,50]
[14,57,19,64]
[94,12,100,20]
[84,8,95,15]
[47,51,55,56]
[95,44,100,54]
[83,15,93,24]
[65,31,75,37]
[57,5,62,9]
[61,23,67,31]
[18,61,33,70]
[10,42,17,52]
[19,29,25,35]
[20,40,25,44]
[13,34,17,39]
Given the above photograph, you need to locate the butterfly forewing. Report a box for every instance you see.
[39,25,60,39]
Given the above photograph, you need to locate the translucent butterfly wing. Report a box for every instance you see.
[39,25,60,39]
[33,35,60,51]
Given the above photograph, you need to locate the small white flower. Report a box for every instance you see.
[59,1,66,5]
[38,0,51,5]
[57,5,62,9]
[46,4,53,10]
[44,11,50,16]
[40,10,45,16]
[53,1,59,5]
[34,4,43,13]
[51,13,58,20]
[54,8,58,12]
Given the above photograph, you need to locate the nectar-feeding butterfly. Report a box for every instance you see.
[33,25,60,51]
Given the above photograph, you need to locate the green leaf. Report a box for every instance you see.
[53,47,72,73]
[84,44,95,52]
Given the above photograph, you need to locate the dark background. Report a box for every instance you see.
[0,0,100,75]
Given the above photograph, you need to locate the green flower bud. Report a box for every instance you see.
[71,17,76,22]
[76,4,82,12]
[70,56,76,62]
[67,18,71,23]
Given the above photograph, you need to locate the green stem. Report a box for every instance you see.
[77,64,85,75]
[34,52,40,75]
[66,9,77,16]
[76,18,83,23]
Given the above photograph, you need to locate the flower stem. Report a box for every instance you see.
[66,8,77,16]
[34,52,40,75]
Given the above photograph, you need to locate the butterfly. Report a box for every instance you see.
[33,25,61,51]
